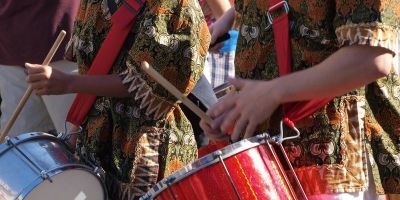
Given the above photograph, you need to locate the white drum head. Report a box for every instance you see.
[24,169,104,200]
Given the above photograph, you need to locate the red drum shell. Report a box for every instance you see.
[141,135,300,200]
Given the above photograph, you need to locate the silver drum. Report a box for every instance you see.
[0,132,106,200]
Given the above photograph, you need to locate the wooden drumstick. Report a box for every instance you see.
[141,61,213,124]
[0,31,66,142]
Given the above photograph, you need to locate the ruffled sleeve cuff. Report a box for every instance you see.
[336,22,398,54]
[64,35,78,62]
[336,22,399,73]
[119,68,175,120]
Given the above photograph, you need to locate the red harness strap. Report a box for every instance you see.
[269,0,333,129]
[67,0,145,126]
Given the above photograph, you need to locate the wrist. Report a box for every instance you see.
[224,8,235,30]
[218,8,235,32]
[269,78,285,104]
[65,74,78,93]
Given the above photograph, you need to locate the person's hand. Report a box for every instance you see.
[208,21,230,53]
[25,63,71,95]
[199,116,229,141]
[208,78,282,142]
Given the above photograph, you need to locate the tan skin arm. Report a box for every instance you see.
[25,63,130,97]
[208,7,235,51]
[25,63,130,145]
[205,0,231,19]
[201,45,394,142]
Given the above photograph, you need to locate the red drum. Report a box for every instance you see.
[140,134,307,200]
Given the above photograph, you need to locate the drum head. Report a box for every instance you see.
[24,169,104,200]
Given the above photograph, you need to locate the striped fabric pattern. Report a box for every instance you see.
[205,51,235,88]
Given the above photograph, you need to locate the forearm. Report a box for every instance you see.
[214,7,235,32]
[67,74,130,97]
[274,45,393,103]
[206,0,231,19]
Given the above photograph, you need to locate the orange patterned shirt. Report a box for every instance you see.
[69,0,210,199]
[235,0,400,195]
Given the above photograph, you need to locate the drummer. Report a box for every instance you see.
[201,1,400,200]
[25,0,210,199]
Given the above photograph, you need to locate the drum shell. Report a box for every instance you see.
[142,135,302,200]
[0,132,106,200]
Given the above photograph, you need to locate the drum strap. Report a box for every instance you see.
[268,0,333,129]
[66,0,146,126]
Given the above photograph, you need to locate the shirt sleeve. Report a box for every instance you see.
[64,36,76,62]
[234,0,243,14]
[334,1,399,55]
[120,0,210,120]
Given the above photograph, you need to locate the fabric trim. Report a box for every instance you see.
[336,22,398,53]
[120,68,174,120]
[335,22,399,74]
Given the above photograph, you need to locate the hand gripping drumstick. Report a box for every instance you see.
[141,61,213,125]
[0,31,66,142]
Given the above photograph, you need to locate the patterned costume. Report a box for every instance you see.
[67,0,210,199]
[235,0,400,196]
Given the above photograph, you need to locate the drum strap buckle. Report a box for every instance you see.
[267,1,289,25]
[277,119,301,143]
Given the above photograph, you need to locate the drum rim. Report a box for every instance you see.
[18,164,108,200]
[0,132,57,156]
[0,132,107,200]
[141,133,273,200]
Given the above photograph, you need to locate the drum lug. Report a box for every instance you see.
[212,150,223,158]
[271,135,281,143]
[93,166,106,181]
[256,133,270,142]
[165,176,176,184]
[40,170,53,183]
[5,136,11,145]
[140,193,151,200]
[57,132,69,141]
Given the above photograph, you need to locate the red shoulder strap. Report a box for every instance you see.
[269,0,333,128]
[67,0,145,126]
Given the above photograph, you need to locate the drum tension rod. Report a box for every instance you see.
[165,176,178,200]
[5,136,53,182]
[213,150,241,200]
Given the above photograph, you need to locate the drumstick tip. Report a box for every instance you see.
[141,61,150,70]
